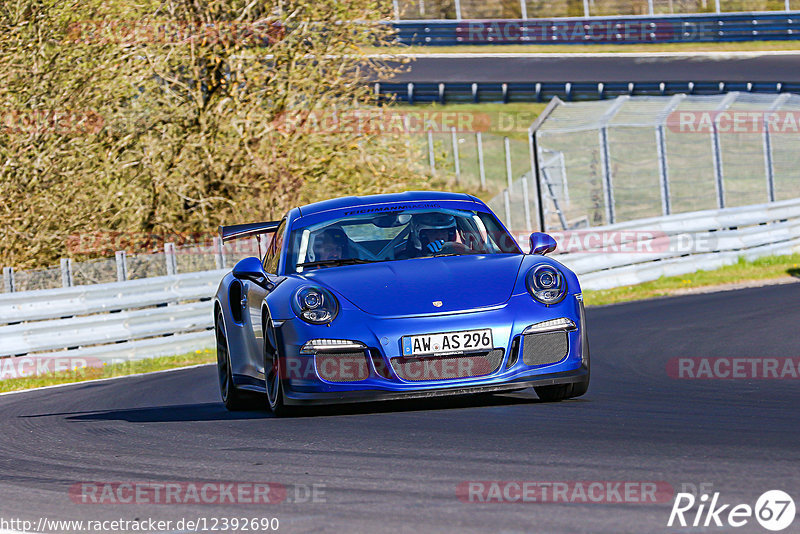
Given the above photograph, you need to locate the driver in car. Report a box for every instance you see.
[312,227,349,261]
[397,213,465,259]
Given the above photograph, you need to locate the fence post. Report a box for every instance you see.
[454,0,462,20]
[165,242,177,276]
[3,267,15,293]
[503,189,512,231]
[451,126,460,185]
[392,0,400,21]
[504,136,514,194]
[521,175,533,231]
[427,130,436,174]
[115,251,128,282]
[710,93,737,209]
[583,0,590,17]
[763,93,789,203]
[60,258,73,288]
[763,125,776,203]
[214,236,227,270]
[520,0,528,19]
[529,129,545,232]
[710,127,725,209]
[654,94,684,216]
[714,0,721,13]
[476,132,486,190]
[648,0,654,15]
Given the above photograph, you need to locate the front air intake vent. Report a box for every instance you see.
[315,352,370,382]
[391,349,504,382]
[521,332,568,367]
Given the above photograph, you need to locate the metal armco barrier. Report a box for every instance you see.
[538,198,800,290]
[2,200,799,364]
[392,12,800,45]
[376,81,800,104]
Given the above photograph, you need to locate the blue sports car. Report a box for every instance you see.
[214,191,589,415]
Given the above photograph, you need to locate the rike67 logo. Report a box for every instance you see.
[668,490,795,531]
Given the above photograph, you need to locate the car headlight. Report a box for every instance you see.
[526,264,567,305]
[292,286,339,325]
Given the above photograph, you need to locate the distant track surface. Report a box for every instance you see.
[1,284,799,533]
[382,52,800,83]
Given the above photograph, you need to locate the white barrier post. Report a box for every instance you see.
[503,189,512,231]
[214,236,227,270]
[3,267,15,293]
[451,127,460,184]
[476,132,486,190]
[427,130,436,174]
[60,258,73,288]
[165,243,177,276]
[504,136,514,194]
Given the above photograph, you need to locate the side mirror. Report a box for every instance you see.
[529,232,557,255]
[232,257,267,283]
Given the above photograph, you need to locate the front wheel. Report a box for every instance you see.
[534,375,589,402]
[264,319,294,418]
[216,312,254,411]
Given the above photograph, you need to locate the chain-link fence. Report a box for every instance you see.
[394,0,795,19]
[534,93,800,231]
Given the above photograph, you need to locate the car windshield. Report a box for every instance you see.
[287,208,521,273]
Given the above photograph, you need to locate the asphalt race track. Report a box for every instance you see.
[1,283,799,533]
[384,52,800,83]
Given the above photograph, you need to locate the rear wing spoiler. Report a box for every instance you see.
[219,220,282,242]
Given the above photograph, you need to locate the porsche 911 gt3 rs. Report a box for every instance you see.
[214,191,589,415]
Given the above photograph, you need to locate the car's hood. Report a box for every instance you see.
[302,255,525,317]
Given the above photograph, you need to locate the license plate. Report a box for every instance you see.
[401,329,493,357]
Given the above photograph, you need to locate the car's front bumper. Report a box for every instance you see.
[274,293,589,406]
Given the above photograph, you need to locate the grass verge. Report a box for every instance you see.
[0,349,216,393]
[373,41,800,55]
[583,253,800,307]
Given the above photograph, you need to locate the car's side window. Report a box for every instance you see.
[263,220,286,274]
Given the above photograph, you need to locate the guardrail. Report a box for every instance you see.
[2,200,798,367]
[541,198,800,290]
[392,12,800,45]
[376,81,800,104]
[0,270,224,363]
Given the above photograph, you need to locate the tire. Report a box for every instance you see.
[216,311,254,411]
[264,317,294,418]
[535,329,591,402]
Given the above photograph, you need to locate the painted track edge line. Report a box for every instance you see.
[0,363,215,397]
